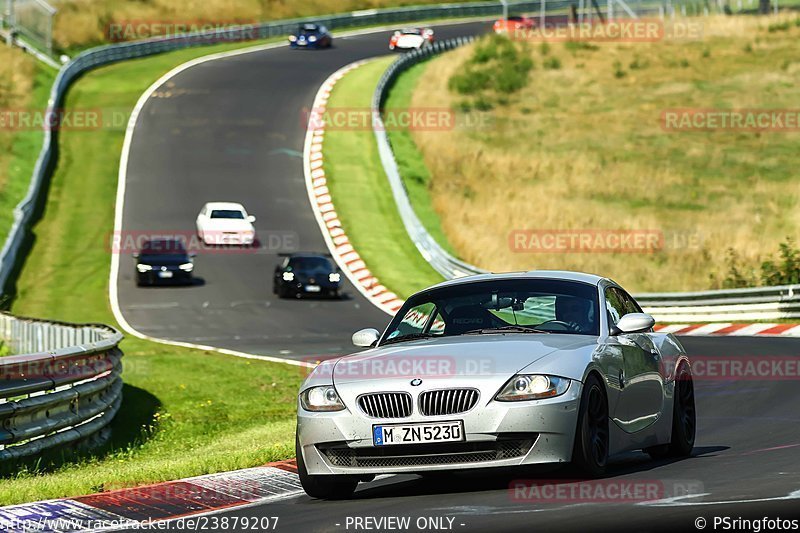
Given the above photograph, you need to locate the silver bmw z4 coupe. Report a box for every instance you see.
[296,271,696,499]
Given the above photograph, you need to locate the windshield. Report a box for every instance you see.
[288,257,333,272]
[140,239,189,261]
[210,209,245,219]
[381,279,600,345]
[299,25,319,34]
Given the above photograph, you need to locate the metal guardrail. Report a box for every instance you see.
[635,284,800,322]
[371,30,800,324]
[0,0,552,298]
[0,312,123,461]
[372,36,492,281]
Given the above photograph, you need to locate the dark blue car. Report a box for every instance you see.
[289,23,333,49]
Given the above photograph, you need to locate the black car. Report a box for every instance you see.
[134,238,195,286]
[288,23,333,49]
[273,253,342,298]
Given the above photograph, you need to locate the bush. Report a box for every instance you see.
[720,249,757,288]
[543,57,562,70]
[717,238,800,288]
[448,34,533,107]
[761,238,800,285]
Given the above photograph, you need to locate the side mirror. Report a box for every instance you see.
[132,253,140,259]
[189,252,197,258]
[613,313,656,335]
[352,328,380,348]
[247,215,256,223]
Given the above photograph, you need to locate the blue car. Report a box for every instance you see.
[289,23,333,49]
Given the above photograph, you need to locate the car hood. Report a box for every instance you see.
[331,334,598,385]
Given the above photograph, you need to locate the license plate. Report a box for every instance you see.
[158,271,173,278]
[373,421,464,446]
[305,285,321,292]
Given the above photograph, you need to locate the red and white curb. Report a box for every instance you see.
[0,460,300,532]
[654,323,800,337]
[302,60,405,317]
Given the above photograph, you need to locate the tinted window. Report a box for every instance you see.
[141,239,186,255]
[288,257,333,272]
[618,289,642,315]
[605,287,627,325]
[210,210,245,219]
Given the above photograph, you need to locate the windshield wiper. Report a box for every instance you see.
[381,332,441,345]
[462,325,551,335]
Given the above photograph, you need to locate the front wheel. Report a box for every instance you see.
[571,374,609,477]
[296,437,358,499]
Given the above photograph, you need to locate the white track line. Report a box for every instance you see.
[107,20,487,366]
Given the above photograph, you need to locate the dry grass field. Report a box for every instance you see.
[51,0,477,49]
[407,15,800,292]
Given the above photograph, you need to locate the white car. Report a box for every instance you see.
[196,202,256,246]
[389,28,434,50]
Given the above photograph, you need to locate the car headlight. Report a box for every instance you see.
[179,262,193,272]
[282,272,294,281]
[289,35,297,41]
[308,35,317,42]
[328,272,341,283]
[136,264,152,272]
[300,385,345,412]
[495,375,570,402]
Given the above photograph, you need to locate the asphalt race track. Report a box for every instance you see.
[211,336,800,531]
[115,20,800,532]
[116,21,490,360]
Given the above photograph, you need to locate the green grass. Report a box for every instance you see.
[398,15,800,292]
[0,67,56,282]
[323,57,444,299]
[2,38,305,506]
[384,61,457,257]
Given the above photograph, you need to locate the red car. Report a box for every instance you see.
[493,15,536,37]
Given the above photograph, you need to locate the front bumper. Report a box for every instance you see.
[297,381,582,475]
[136,270,192,285]
[282,281,340,297]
